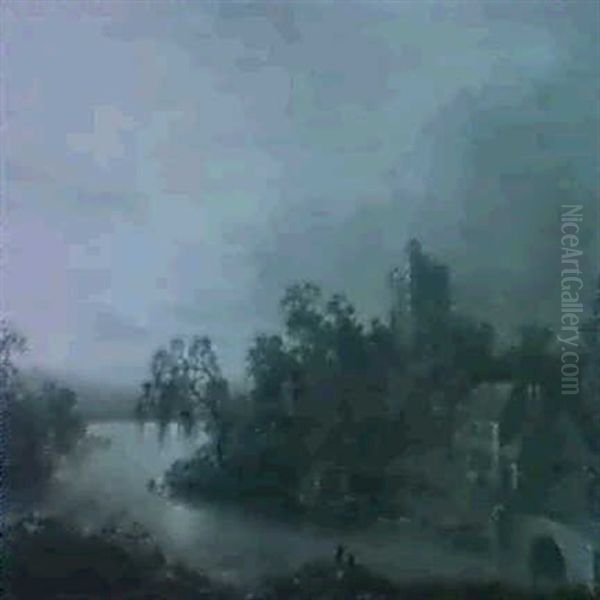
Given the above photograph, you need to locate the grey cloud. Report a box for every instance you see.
[247,2,598,344]
[73,188,147,223]
[5,159,55,184]
[68,269,112,302]
[216,1,301,45]
[410,41,598,335]
[5,1,597,388]
[93,309,148,343]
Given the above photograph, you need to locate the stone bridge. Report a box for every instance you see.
[497,513,597,588]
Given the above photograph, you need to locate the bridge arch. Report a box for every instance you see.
[528,535,567,588]
[501,514,595,588]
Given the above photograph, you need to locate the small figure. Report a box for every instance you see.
[335,543,345,565]
[346,552,356,569]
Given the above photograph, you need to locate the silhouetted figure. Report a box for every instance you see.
[346,552,356,570]
[335,544,345,565]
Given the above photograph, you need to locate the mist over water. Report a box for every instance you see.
[45,422,493,587]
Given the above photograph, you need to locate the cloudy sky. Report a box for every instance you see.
[2,1,598,389]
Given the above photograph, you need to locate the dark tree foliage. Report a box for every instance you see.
[0,320,26,392]
[136,335,230,464]
[1,321,85,500]
[163,244,600,526]
[247,333,297,421]
[234,282,407,509]
[44,383,85,456]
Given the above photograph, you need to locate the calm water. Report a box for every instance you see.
[46,422,492,586]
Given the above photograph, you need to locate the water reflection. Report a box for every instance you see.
[135,415,200,448]
[46,422,492,586]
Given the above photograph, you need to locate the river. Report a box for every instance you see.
[44,422,493,587]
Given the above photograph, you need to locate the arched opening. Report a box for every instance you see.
[529,535,567,588]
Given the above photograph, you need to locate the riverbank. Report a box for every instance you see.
[5,513,598,599]
[39,422,504,587]
[164,444,398,530]
[5,513,238,600]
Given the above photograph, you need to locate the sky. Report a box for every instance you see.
[2,1,598,390]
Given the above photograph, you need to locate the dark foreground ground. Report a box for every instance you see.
[4,514,598,600]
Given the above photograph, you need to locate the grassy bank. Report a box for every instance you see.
[5,514,598,600]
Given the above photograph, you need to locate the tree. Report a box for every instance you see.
[448,316,496,383]
[279,283,394,420]
[138,335,230,465]
[324,293,367,374]
[0,319,26,396]
[0,321,49,495]
[280,282,329,366]
[1,322,84,498]
[367,318,398,370]
[406,239,451,358]
[247,333,296,419]
[45,383,85,456]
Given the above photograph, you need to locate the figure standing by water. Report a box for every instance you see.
[335,544,346,580]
